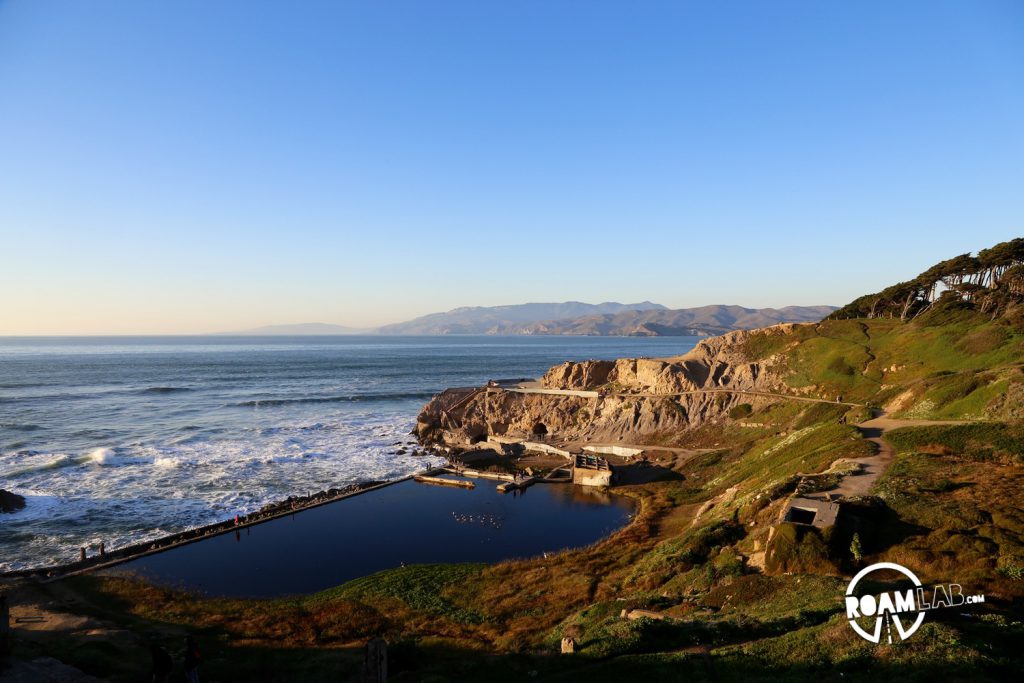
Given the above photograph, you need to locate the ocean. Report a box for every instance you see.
[0,335,698,571]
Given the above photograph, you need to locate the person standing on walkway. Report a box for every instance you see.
[184,635,201,683]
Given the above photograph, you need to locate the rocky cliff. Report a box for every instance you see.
[415,324,804,447]
[540,324,800,394]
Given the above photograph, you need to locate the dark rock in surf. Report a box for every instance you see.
[0,489,26,513]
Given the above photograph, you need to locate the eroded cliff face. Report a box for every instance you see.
[415,388,779,447]
[415,324,805,448]
[541,324,800,394]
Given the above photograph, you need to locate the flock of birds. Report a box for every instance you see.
[451,510,504,529]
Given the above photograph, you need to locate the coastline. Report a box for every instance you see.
[0,467,447,584]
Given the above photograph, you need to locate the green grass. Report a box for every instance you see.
[872,424,1024,590]
[885,423,1024,463]
[313,563,488,625]
[623,520,746,590]
[731,312,1024,410]
[722,423,873,496]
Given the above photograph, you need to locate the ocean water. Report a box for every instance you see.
[0,335,697,571]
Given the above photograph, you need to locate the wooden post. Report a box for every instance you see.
[1,591,10,655]
[80,547,86,562]
[99,541,105,557]
[362,638,387,683]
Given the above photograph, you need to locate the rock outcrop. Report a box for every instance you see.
[541,325,800,394]
[416,324,807,448]
[1,489,26,513]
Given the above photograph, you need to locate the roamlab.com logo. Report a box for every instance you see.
[845,562,986,644]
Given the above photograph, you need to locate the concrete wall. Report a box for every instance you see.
[583,445,643,458]
[523,442,573,459]
[572,467,613,487]
[485,435,522,445]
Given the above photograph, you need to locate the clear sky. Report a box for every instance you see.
[1,1,1022,334]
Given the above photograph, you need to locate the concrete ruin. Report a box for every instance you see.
[582,444,644,459]
[781,496,839,528]
[572,453,614,487]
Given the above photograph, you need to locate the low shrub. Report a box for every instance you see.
[729,403,753,420]
[765,523,840,575]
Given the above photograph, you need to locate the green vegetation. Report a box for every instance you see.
[313,563,488,625]
[829,238,1024,321]
[765,523,837,574]
[624,520,746,591]
[885,422,1024,463]
[873,423,1024,590]
[850,532,864,565]
[727,302,1024,420]
[9,239,1024,681]
[728,402,753,419]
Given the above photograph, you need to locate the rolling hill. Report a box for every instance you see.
[374,301,667,335]
[510,304,838,336]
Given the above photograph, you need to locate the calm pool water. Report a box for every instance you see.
[108,476,635,597]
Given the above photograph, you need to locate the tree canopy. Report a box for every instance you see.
[828,238,1024,320]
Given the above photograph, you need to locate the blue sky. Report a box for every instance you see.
[1,1,1022,334]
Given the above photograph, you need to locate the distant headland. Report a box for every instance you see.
[227,302,837,337]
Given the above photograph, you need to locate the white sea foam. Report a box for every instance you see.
[1,411,445,572]
[0,488,61,521]
[85,447,116,464]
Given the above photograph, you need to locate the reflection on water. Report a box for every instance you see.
[545,483,616,506]
[110,477,635,598]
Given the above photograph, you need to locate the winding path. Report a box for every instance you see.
[817,412,971,498]
[498,383,972,498]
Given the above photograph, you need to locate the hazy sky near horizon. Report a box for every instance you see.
[1,1,1023,334]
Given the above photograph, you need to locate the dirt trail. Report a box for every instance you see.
[512,382,862,407]
[820,413,971,498]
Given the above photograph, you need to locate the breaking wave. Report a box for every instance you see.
[85,447,117,464]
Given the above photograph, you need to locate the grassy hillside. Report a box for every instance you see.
[737,305,1024,420]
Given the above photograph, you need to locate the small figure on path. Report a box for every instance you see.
[184,635,201,683]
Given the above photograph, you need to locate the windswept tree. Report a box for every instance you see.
[829,238,1024,320]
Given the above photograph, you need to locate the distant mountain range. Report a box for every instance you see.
[227,302,836,337]
[508,305,839,337]
[375,301,667,335]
